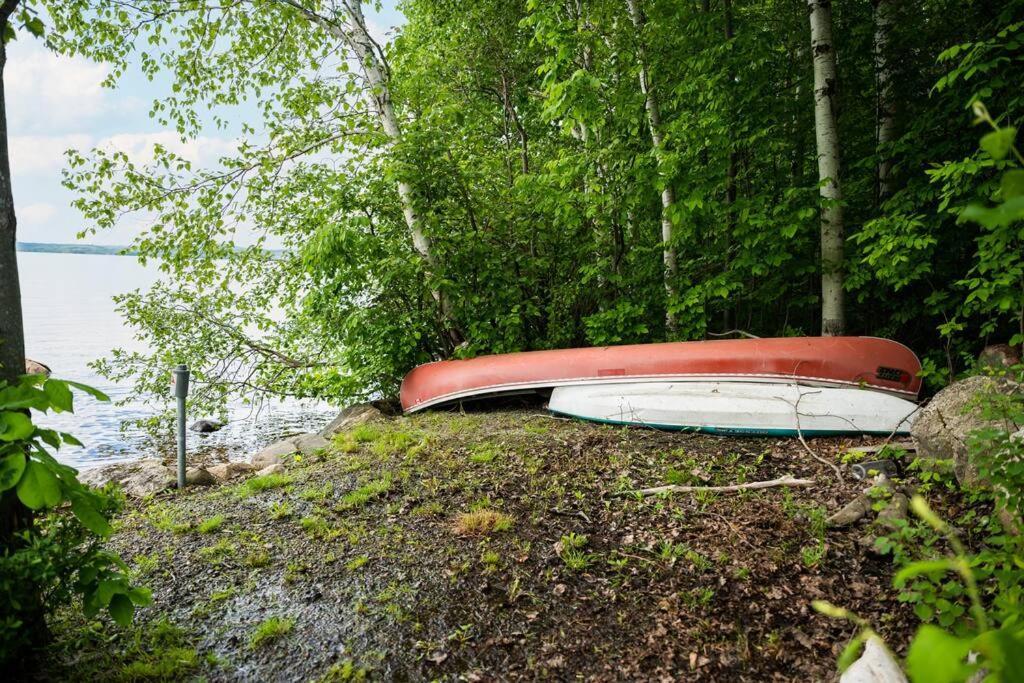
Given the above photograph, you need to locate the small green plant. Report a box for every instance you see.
[237,473,292,497]
[800,540,827,568]
[469,444,499,464]
[300,481,334,502]
[345,555,369,571]
[269,500,293,519]
[317,659,369,682]
[558,532,593,571]
[300,515,336,539]
[453,508,513,535]
[249,616,295,649]
[198,538,237,566]
[337,476,392,511]
[243,550,271,568]
[197,514,225,534]
[349,424,382,443]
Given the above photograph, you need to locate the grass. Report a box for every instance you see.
[452,509,513,536]
[236,473,292,498]
[559,532,593,571]
[196,514,225,534]
[249,616,295,649]
[350,424,382,443]
[345,555,369,571]
[300,481,335,502]
[300,515,336,539]
[269,501,293,519]
[337,476,392,511]
[317,660,370,682]
[469,443,499,464]
[198,538,237,566]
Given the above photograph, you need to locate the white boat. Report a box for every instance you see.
[547,381,920,436]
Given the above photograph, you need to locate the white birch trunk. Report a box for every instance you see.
[873,0,895,203]
[807,0,845,337]
[625,0,678,334]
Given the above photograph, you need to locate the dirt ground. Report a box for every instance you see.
[35,408,922,681]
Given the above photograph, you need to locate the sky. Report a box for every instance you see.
[9,2,406,246]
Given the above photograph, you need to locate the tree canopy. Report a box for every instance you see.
[34,0,1024,415]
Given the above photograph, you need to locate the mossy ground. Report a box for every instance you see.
[35,409,918,680]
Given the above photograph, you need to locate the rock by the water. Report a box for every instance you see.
[251,439,298,469]
[24,358,51,376]
[255,463,286,476]
[190,419,223,433]
[184,466,217,486]
[911,375,1022,488]
[840,636,907,683]
[294,432,329,455]
[207,462,255,482]
[79,459,176,498]
[319,403,385,438]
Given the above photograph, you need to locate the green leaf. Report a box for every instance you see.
[906,625,974,683]
[0,411,34,441]
[980,127,1017,160]
[895,559,955,587]
[127,587,153,607]
[0,384,48,411]
[68,489,113,536]
[108,592,134,627]
[0,452,26,492]
[837,632,868,672]
[43,380,74,413]
[16,460,63,509]
[1001,169,1024,199]
[25,17,44,38]
[59,432,84,447]
[64,381,110,402]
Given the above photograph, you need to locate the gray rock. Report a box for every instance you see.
[207,461,255,482]
[319,403,385,438]
[184,466,217,486]
[911,375,1022,488]
[251,439,298,469]
[190,419,223,433]
[840,635,907,683]
[294,433,329,455]
[24,358,51,376]
[255,463,285,477]
[79,458,176,498]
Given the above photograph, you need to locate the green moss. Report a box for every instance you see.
[350,424,383,443]
[469,443,499,464]
[198,538,237,565]
[345,555,369,571]
[249,616,295,649]
[317,660,370,682]
[300,481,335,502]
[269,501,293,519]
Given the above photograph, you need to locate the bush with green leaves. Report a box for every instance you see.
[0,374,149,664]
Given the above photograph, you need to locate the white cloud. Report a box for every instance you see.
[6,42,110,132]
[98,131,239,166]
[9,134,91,174]
[18,202,57,225]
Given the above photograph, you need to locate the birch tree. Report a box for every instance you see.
[807,0,846,336]
[873,0,895,203]
[625,0,679,334]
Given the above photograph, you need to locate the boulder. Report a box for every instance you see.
[79,458,176,498]
[251,439,298,469]
[184,466,217,486]
[190,419,223,433]
[207,461,255,482]
[911,375,1022,488]
[255,463,285,477]
[840,636,907,683]
[24,358,51,376]
[978,344,1022,370]
[294,433,329,455]
[319,403,385,438]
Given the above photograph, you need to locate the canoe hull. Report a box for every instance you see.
[400,337,921,413]
[548,381,920,436]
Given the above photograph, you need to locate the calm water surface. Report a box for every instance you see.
[19,251,336,470]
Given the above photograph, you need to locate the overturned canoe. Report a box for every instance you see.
[400,336,921,413]
[548,381,920,436]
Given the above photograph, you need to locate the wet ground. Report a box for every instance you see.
[37,409,921,681]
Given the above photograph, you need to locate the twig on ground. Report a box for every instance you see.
[784,388,844,482]
[707,329,761,339]
[624,475,815,497]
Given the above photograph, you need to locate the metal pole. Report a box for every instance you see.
[172,364,190,489]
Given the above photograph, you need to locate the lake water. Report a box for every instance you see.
[19,251,336,470]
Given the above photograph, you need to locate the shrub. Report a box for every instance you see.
[0,375,149,664]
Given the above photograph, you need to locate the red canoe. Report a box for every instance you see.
[400,337,921,413]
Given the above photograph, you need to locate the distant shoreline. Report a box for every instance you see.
[17,242,136,256]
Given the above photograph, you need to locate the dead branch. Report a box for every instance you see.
[625,474,815,497]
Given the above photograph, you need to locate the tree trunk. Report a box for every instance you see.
[0,9,24,385]
[722,0,737,333]
[625,0,678,335]
[283,0,459,342]
[807,0,845,337]
[873,0,895,204]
